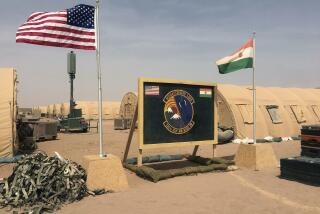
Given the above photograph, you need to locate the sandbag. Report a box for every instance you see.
[186,156,235,166]
[125,154,185,165]
[218,129,234,143]
[124,157,229,183]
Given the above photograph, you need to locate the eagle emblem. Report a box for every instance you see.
[163,90,195,134]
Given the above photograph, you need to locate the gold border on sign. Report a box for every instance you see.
[138,77,218,150]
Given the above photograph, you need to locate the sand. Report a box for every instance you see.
[1,120,319,214]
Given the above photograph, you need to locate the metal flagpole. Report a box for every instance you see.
[252,32,256,144]
[95,0,105,157]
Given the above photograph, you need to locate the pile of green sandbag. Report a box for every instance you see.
[124,155,235,182]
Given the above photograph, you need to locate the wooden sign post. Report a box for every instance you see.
[123,78,218,166]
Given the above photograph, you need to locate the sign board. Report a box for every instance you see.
[138,78,218,149]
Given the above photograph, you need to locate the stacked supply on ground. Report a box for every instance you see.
[280,125,320,185]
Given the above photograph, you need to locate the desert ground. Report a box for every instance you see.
[1,120,319,214]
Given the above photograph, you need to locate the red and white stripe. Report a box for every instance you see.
[145,86,160,95]
[16,11,96,50]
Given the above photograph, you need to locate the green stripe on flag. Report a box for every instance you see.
[200,94,211,98]
[218,58,253,74]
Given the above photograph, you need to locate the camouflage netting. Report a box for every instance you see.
[0,152,104,213]
[124,155,235,182]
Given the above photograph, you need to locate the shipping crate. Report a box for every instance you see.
[301,125,320,158]
[114,118,132,130]
[280,156,320,185]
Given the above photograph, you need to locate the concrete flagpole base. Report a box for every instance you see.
[235,143,278,170]
[83,154,128,192]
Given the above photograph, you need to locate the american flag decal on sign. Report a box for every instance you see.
[145,86,160,95]
[16,4,96,50]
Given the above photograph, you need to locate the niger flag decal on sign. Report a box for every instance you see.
[200,88,212,98]
[216,38,254,74]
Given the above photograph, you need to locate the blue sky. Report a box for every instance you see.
[1,0,319,107]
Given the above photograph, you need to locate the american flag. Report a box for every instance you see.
[145,86,160,95]
[16,4,96,50]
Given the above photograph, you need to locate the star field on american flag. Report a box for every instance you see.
[67,4,95,29]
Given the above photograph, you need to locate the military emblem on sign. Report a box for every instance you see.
[163,90,195,134]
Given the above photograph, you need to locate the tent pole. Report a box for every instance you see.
[95,0,105,157]
[252,32,256,144]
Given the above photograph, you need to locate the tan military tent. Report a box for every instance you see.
[54,103,62,117]
[39,101,121,120]
[46,105,52,117]
[60,103,67,117]
[38,106,48,116]
[52,104,57,117]
[217,84,320,139]
[103,101,120,120]
[0,68,18,157]
[119,92,137,118]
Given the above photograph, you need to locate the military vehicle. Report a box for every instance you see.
[58,109,88,132]
[16,115,58,152]
[58,51,88,132]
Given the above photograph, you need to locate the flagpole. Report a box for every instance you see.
[252,32,256,144]
[95,0,105,157]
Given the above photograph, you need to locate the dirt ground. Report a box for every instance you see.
[1,120,319,214]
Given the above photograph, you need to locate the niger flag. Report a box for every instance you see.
[216,38,254,74]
